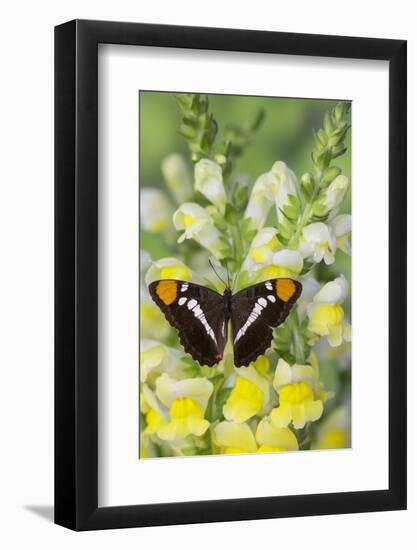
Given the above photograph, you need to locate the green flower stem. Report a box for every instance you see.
[288,175,322,248]
[287,312,305,363]
[230,221,245,266]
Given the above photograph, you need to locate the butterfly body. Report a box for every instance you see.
[148,278,302,368]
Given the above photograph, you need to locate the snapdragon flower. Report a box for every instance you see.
[255,417,299,452]
[223,358,271,423]
[173,202,227,259]
[194,159,227,214]
[140,188,174,233]
[299,222,337,265]
[140,340,185,383]
[312,404,351,450]
[307,275,351,347]
[214,421,258,454]
[145,257,192,285]
[255,249,304,281]
[161,153,192,203]
[271,358,324,429]
[155,373,213,441]
[323,174,349,212]
[244,161,297,231]
[330,214,351,255]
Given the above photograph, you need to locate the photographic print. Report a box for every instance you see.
[139,91,351,459]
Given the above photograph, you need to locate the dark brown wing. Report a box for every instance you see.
[231,278,302,367]
[148,280,227,366]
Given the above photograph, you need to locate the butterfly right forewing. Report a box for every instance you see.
[231,278,302,367]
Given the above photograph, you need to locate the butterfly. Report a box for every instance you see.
[148,277,302,367]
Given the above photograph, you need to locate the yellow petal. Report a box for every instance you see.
[144,408,167,434]
[256,417,299,450]
[271,403,292,428]
[223,376,263,422]
[257,445,287,453]
[214,421,257,453]
[303,400,324,423]
[291,404,307,429]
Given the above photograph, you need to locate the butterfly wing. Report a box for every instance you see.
[148,280,227,366]
[231,278,302,367]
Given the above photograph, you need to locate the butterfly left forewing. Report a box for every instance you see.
[231,278,302,367]
[148,280,227,367]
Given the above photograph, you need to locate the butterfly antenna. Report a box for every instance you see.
[226,261,231,289]
[231,262,243,292]
[209,259,227,287]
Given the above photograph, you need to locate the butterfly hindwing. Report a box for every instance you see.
[148,280,228,366]
[231,278,302,367]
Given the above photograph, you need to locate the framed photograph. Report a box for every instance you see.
[55,19,407,530]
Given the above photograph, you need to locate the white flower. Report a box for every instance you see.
[330,214,351,255]
[323,175,349,211]
[140,250,152,273]
[194,159,227,214]
[307,275,351,347]
[244,172,275,231]
[243,228,279,272]
[145,257,192,285]
[161,153,192,203]
[296,277,321,321]
[270,161,298,223]
[173,202,227,259]
[140,188,174,233]
[299,222,336,265]
[255,249,304,282]
[244,161,298,231]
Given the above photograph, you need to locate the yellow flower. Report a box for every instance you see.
[307,275,351,347]
[158,397,210,441]
[155,374,213,441]
[256,417,299,452]
[145,257,192,285]
[214,421,257,454]
[140,302,171,340]
[223,377,263,423]
[271,358,323,429]
[139,340,185,383]
[312,405,351,450]
[144,408,167,434]
[255,249,303,282]
[271,382,323,430]
[223,362,271,423]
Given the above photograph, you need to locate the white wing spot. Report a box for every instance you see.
[267,295,276,303]
[181,283,189,292]
[265,282,273,290]
[178,297,187,306]
[234,300,266,343]
[188,302,218,344]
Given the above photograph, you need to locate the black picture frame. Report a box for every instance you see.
[55,19,407,531]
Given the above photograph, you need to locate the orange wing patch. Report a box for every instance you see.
[276,279,296,302]
[155,280,178,305]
